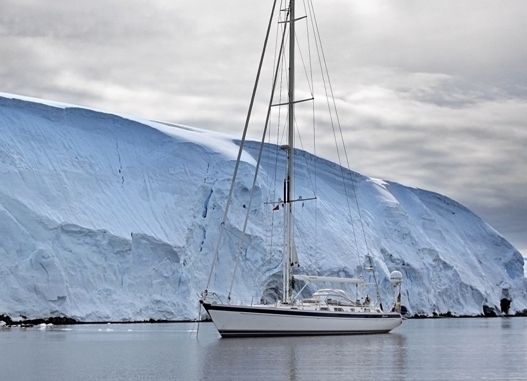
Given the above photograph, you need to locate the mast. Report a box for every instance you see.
[283,0,295,304]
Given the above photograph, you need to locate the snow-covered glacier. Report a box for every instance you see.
[0,92,525,322]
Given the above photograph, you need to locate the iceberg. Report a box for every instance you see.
[0,92,525,321]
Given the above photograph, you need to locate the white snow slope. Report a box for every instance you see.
[1,93,526,321]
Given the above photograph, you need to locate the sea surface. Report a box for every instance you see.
[1,317,526,380]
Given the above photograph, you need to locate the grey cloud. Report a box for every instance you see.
[1,0,526,253]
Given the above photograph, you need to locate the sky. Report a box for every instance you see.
[1,0,526,254]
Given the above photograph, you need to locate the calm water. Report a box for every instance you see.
[1,318,526,380]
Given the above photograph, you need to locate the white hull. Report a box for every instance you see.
[201,301,402,337]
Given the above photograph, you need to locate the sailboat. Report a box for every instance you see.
[200,0,403,338]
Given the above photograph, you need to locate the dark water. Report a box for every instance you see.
[1,318,526,380]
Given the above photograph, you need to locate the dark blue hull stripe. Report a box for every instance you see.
[218,330,392,338]
[202,302,401,319]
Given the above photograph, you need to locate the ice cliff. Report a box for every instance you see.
[0,93,526,321]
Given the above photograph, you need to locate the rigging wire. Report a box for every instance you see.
[223,227,278,285]
[222,226,281,301]
[264,4,288,280]
[303,0,319,262]
[305,0,360,261]
[228,8,290,300]
[306,0,383,306]
[265,0,286,259]
[204,0,278,294]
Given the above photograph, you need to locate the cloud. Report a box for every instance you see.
[314,67,527,252]
[1,0,526,251]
